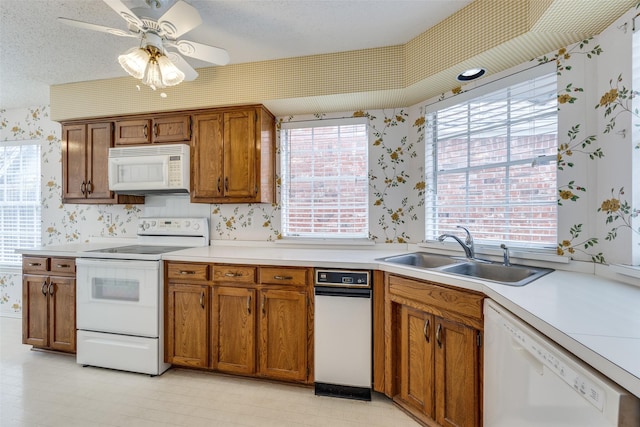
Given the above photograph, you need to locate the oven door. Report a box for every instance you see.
[76,258,161,337]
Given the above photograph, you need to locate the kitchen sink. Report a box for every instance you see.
[377,252,461,269]
[377,252,553,286]
[440,261,552,286]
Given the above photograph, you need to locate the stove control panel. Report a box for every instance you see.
[138,218,209,237]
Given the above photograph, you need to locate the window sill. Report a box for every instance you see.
[608,264,640,279]
[416,241,569,264]
[276,238,375,247]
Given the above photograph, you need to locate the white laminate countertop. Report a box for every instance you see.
[18,241,640,399]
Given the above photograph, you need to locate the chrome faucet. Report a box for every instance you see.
[500,244,511,266]
[438,226,475,259]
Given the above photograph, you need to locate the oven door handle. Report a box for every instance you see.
[314,286,371,298]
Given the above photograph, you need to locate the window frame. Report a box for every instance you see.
[423,62,559,251]
[280,117,370,240]
[0,139,42,267]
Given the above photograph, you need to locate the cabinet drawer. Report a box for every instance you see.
[167,263,210,281]
[213,265,257,283]
[388,275,483,321]
[50,258,76,275]
[260,267,310,287]
[22,256,49,273]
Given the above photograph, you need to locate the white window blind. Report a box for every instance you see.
[281,118,369,238]
[426,69,558,248]
[0,141,41,265]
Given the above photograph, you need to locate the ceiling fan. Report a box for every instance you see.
[58,0,230,89]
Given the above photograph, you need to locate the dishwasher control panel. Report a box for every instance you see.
[315,269,370,288]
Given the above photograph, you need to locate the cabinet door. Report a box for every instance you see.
[399,305,435,419]
[86,122,113,201]
[153,116,191,143]
[435,317,480,427]
[191,113,224,201]
[22,275,49,347]
[114,119,151,145]
[166,283,210,368]
[48,276,76,352]
[258,288,308,382]
[61,124,88,201]
[211,286,256,375]
[224,110,257,199]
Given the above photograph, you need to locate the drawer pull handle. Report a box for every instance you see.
[56,264,70,268]
[28,263,41,267]
[179,271,196,275]
[224,272,241,277]
[224,177,229,192]
[423,319,430,343]
[436,324,442,348]
[41,281,48,296]
[247,295,251,314]
[153,123,158,138]
[81,181,87,195]
[217,177,221,193]
[200,291,205,309]
[48,283,54,296]
[261,295,266,316]
[86,180,92,194]
[143,124,148,138]
[273,275,293,281]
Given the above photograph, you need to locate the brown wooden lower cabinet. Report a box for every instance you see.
[22,256,76,353]
[386,273,483,427]
[165,262,312,384]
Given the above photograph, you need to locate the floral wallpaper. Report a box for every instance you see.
[1,5,638,317]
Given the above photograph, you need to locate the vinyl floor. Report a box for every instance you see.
[0,317,419,427]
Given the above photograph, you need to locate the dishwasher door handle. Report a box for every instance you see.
[314,286,371,298]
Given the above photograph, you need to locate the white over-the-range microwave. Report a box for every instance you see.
[108,143,190,195]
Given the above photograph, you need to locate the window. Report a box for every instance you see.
[280,118,369,238]
[425,66,558,248]
[0,141,41,265]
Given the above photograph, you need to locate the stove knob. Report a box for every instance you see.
[143,222,150,230]
[185,221,191,228]
[193,223,200,230]
[151,221,157,226]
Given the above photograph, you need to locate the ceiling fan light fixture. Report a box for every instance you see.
[157,54,185,87]
[118,47,149,79]
[142,56,163,90]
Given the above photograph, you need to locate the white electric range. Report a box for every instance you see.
[75,217,209,375]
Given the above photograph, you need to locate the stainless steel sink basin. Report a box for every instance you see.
[378,252,460,268]
[441,261,552,286]
[377,252,553,286]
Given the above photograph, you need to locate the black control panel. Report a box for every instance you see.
[315,269,370,288]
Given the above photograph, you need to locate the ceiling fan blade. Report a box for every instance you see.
[103,0,144,29]
[158,0,202,39]
[58,17,137,38]
[166,52,199,81]
[175,40,230,66]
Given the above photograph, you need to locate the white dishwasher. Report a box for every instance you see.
[484,300,640,426]
[314,269,371,401]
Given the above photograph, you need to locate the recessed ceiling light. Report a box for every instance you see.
[456,67,486,81]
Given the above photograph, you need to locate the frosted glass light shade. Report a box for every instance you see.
[142,59,162,90]
[118,47,149,79]
[157,54,185,87]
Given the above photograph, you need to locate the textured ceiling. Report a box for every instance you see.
[0,0,471,109]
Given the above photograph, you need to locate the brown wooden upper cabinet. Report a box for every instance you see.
[114,115,191,145]
[191,105,275,204]
[61,122,143,205]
